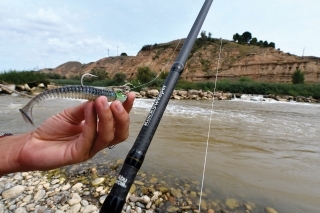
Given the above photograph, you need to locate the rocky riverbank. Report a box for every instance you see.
[0,82,318,104]
[0,158,279,213]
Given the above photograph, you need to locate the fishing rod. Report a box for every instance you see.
[100,0,213,212]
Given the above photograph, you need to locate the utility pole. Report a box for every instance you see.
[117,45,118,56]
[108,49,109,57]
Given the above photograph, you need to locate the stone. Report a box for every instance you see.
[265,207,278,213]
[67,193,82,205]
[149,177,158,183]
[34,190,46,202]
[99,195,107,204]
[83,205,98,213]
[225,198,239,210]
[22,195,32,203]
[81,199,89,207]
[61,183,71,191]
[13,174,23,180]
[14,207,27,213]
[71,183,83,191]
[140,195,151,204]
[1,185,25,199]
[91,178,105,186]
[71,203,81,213]
[166,205,179,212]
[170,188,182,198]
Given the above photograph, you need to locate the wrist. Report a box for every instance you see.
[0,132,32,176]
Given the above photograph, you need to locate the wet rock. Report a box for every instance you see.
[149,177,158,183]
[170,188,182,198]
[265,207,278,213]
[166,205,179,212]
[1,185,25,199]
[225,198,239,210]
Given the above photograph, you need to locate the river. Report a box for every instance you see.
[1,94,319,212]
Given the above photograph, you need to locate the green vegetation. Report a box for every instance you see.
[233,31,276,48]
[1,68,319,100]
[291,69,305,84]
[136,66,156,84]
[0,70,50,85]
[120,52,127,56]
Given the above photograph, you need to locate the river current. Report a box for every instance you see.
[0,94,319,212]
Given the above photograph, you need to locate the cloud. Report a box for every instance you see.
[0,5,130,70]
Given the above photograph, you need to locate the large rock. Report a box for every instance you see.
[0,84,16,94]
[147,89,159,97]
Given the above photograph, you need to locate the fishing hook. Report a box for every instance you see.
[80,73,98,86]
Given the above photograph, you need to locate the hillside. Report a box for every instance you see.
[40,38,320,83]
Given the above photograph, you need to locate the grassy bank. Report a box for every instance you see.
[1,70,319,99]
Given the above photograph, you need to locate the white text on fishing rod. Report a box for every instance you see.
[144,86,166,126]
[115,175,127,188]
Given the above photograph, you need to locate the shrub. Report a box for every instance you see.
[292,69,304,84]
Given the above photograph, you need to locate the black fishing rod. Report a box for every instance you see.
[100,1,213,212]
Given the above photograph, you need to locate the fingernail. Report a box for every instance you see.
[114,101,124,113]
[102,97,109,109]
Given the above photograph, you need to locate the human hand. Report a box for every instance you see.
[5,92,135,173]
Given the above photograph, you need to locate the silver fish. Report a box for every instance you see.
[19,85,127,126]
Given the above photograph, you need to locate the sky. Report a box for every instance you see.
[0,0,319,71]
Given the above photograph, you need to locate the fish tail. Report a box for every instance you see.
[19,104,34,126]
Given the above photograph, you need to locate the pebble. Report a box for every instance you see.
[67,193,82,205]
[71,183,83,191]
[1,185,25,199]
[99,195,107,204]
[61,183,71,191]
[91,178,105,186]
[83,205,98,213]
[71,203,81,213]
[14,207,27,213]
[34,190,46,202]
[0,164,277,213]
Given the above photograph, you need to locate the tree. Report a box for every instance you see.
[250,37,258,45]
[292,69,305,84]
[200,30,207,39]
[268,42,275,48]
[136,66,156,83]
[233,33,240,42]
[120,52,127,56]
[263,41,269,47]
[241,31,252,43]
[113,72,126,84]
[90,68,109,80]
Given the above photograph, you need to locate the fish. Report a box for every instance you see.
[19,85,127,126]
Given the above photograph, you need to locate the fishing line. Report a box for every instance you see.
[129,39,182,91]
[197,0,230,207]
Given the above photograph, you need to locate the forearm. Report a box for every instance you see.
[0,132,31,176]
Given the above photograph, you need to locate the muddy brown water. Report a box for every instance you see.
[1,95,319,212]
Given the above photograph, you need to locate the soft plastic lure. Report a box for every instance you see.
[19,85,127,126]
